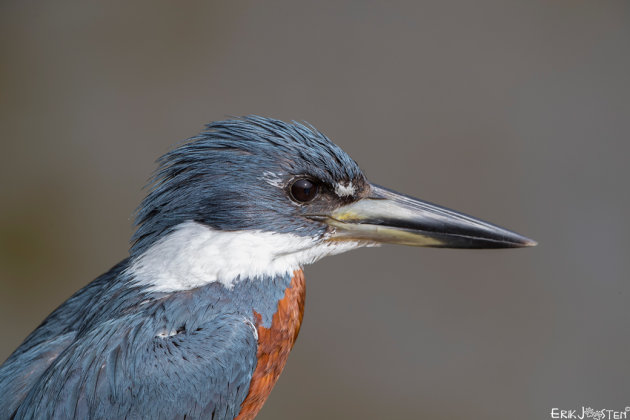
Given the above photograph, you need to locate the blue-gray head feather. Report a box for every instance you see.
[131,116,366,256]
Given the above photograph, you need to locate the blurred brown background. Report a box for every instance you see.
[1,1,629,419]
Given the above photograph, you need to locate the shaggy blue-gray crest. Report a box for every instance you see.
[0,116,535,419]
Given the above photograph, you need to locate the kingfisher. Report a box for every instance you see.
[0,116,535,419]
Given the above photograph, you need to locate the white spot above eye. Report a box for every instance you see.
[335,182,355,197]
[127,221,365,292]
[260,171,284,188]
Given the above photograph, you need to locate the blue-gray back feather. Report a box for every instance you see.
[1,259,292,419]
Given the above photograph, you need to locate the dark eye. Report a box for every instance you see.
[290,178,319,203]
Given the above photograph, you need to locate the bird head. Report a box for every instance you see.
[129,116,535,291]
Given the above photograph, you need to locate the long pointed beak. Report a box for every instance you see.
[310,184,536,249]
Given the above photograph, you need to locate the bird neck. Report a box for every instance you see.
[167,270,300,329]
[126,220,358,293]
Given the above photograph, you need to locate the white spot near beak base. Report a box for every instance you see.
[334,182,355,197]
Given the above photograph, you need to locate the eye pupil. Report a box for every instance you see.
[290,179,318,203]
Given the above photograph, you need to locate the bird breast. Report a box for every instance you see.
[236,270,306,420]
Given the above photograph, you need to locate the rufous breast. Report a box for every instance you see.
[236,270,306,420]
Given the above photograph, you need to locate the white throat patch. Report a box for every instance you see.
[127,221,363,292]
